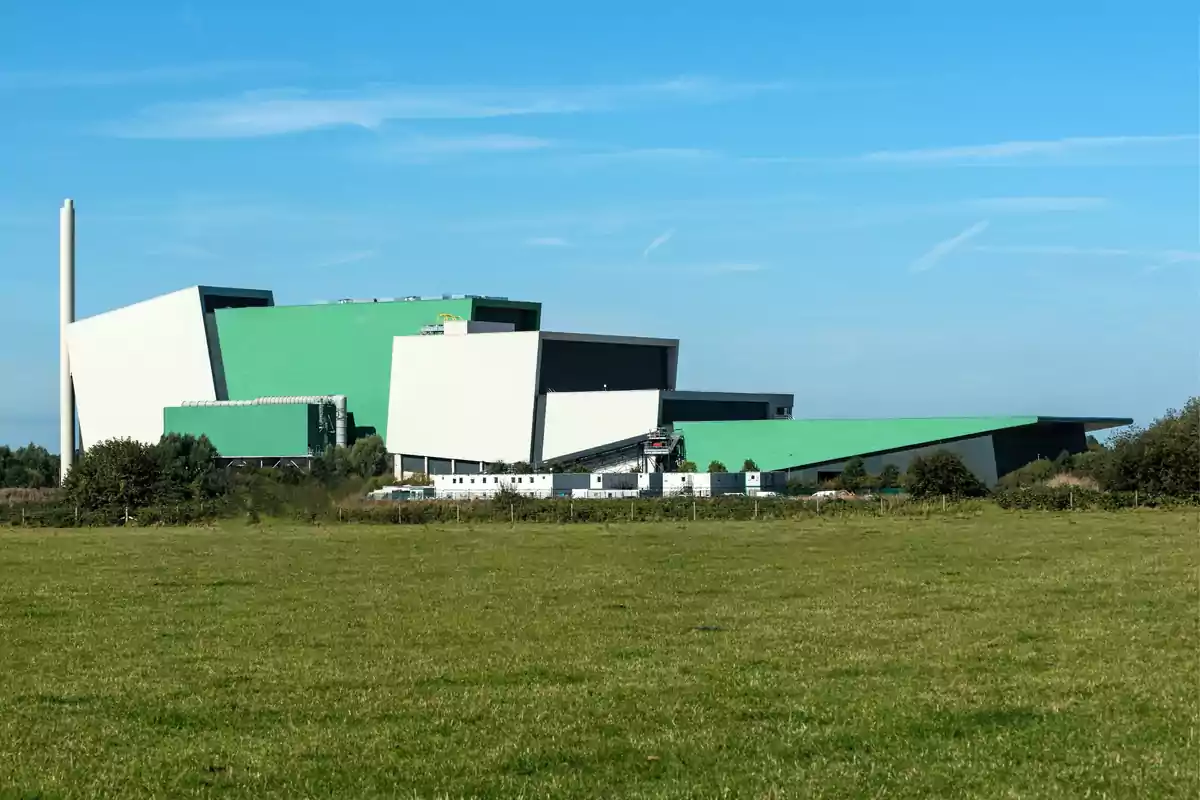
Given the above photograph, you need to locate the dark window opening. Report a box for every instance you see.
[538,339,669,393]
[662,399,770,423]
[472,304,539,331]
[202,295,271,313]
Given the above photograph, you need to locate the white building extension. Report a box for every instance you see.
[64,285,273,449]
[536,389,662,463]
[386,329,543,465]
[386,327,680,467]
[431,471,785,499]
[433,472,640,499]
[66,287,219,448]
[644,471,788,497]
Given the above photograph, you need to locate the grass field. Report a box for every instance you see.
[0,514,1196,799]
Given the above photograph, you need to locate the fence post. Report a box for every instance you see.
[75,505,79,525]
[1069,490,1074,510]
[692,500,696,521]
[125,506,130,525]
[338,506,342,522]
[631,500,635,522]
[1135,489,1138,508]
[754,499,758,519]
[398,503,402,523]
[21,508,25,526]
[570,500,574,521]
[880,496,885,514]
[456,504,460,524]
[941,495,946,512]
[510,503,514,525]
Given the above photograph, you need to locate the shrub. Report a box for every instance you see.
[838,457,867,490]
[63,438,161,510]
[1104,399,1198,496]
[1045,473,1100,490]
[677,460,697,473]
[878,464,900,489]
[348,435,389,478]
[742,459,760,472]
[998,458,1058,489]
[905,451,987,499]
[707,461,728,474]
[153,433,225,502]
[312,445,353,483]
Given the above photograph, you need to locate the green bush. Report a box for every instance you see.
[153,433,226,501]
[707,461,728,474]
[878,464,900,489]
[838,457,867,490]
[1104,399,1198,495]
[63,438,161,510]
[906,451,987,499]
[998,458,1059,489]
[348,435,390,478]
[992,486,1200,511]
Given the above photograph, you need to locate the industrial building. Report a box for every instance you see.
[55,202,1130,487]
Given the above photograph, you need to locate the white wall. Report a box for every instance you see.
[434,472,589,498]
[67,286,216,448]
[386,331,541,463]
[537,389,662,462]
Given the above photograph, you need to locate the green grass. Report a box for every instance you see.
[0,514,1196,798]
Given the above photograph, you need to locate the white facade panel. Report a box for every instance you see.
[67,287,216,449]
[386,331,541,463]
[538,389,663,462]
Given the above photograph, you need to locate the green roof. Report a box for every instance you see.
[675,417,1115,471]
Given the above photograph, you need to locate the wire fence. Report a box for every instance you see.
[1,488,1195,528]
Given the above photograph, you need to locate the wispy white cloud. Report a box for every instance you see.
[974,244,1200,269]
[746,134,1196,167]
[571,147,719,162]
[961,196,1107,213]
[525,237,571,247]
[382,134,553,160]
[643,228,675,258]
[108,77,780,139]
[0,61,295,90]
[858,134,1197,164]
[910,220,990,272]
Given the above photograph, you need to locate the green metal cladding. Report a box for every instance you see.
[163,403,327,457]
[212,298,541,444]
[675,417,1043,472]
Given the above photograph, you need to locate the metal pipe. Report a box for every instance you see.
[59,199,75,484]
[180,394,349,447]
[332,395,347,449]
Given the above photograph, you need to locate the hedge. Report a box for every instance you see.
[991,487,1199,511]
[2,492,1196,528]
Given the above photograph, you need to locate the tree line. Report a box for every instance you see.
[2,397,1195,514]
[0,444,59,489]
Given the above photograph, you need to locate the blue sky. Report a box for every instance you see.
[1,1,1197,449]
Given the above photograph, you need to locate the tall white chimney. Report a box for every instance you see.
[59,199,76,483]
